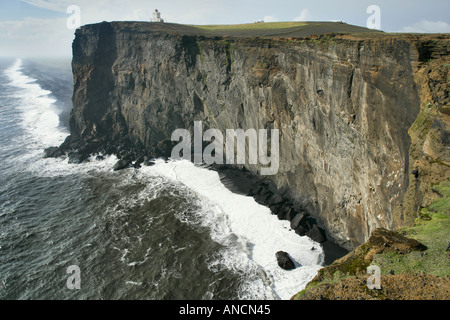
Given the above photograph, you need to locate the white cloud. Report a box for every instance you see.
[293,9,312,22]
[263,15,278,23]
[400,20,450,33]
[19,0,226,25]
[0,17,73,57]
[20,0,68,13]
[1,0,227,57]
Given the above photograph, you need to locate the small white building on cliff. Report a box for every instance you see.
[151,9,164,22]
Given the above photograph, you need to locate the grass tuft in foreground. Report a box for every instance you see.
[292,180,450,300]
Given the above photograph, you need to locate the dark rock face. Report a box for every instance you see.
[51,21,449,250]
[276,251,296,270]
[43,147,64,158]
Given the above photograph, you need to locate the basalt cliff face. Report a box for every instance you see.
[57,22,450,251]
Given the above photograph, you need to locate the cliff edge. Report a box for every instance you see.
[48,22,449,255]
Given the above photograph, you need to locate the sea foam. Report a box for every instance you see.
[139,160,325,300]
[3,58,324,300]
[4,58,69,151]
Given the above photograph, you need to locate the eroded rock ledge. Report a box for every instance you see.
[292,228,449,300]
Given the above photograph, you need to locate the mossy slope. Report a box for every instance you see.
[292,181,449,300]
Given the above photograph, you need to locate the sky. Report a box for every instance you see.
[0,0,449,57]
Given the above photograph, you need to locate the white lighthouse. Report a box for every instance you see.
[151,9,164,22]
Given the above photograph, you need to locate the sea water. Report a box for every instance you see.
[0,58,324,300]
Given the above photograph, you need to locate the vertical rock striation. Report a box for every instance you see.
[56,22,450,250]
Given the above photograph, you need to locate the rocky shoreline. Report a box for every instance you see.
[45,139,349,267]
[208,164,349,265]
[43,21,449,299]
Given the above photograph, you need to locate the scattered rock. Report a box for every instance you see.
[275,204,292,221]
[68,152,88,164]
[43,146,64,158]
[113,159,131,171]
[268,193,284,206]
[133,162,142,169]
[290,213,306,230]
[367,228,427,255]
[285,208,298,221]
[269,203,281,214]
[307,225,326,243]
[253,188,272,205]
[295,225,308,237]
[276,251,296,270]
[143,160,156,166]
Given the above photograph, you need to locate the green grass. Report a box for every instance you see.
[373,181,450,277]
[192,21,309,31]
[300,241,374,292]
[408,102,435,156]
[293,181,450,299]
[184,21,380,38]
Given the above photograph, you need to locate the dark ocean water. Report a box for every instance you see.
[0,58,324,300]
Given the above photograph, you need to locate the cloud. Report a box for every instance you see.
[0,17,68,39]
[293,9,312,22]
[263,15,278,23]
[400,20,450,33]
[20,0,68,13]
[1,0,228,57]
[0,17,73,57]
[19,0,226,25]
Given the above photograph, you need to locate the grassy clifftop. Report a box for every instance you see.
[93,20,381,39]
[188,21,380,38]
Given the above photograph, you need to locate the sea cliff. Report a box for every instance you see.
[50,21,449,254]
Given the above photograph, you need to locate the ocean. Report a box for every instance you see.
[0,57,324,300]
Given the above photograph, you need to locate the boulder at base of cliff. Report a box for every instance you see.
[306,225,326,243]
[276,251,296,270]
[113,159,131,171]
[143,160,156,167]
[68,152,88,164]
[43,146,64,158]
[290,212,306,230]
[295,225,308,236]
